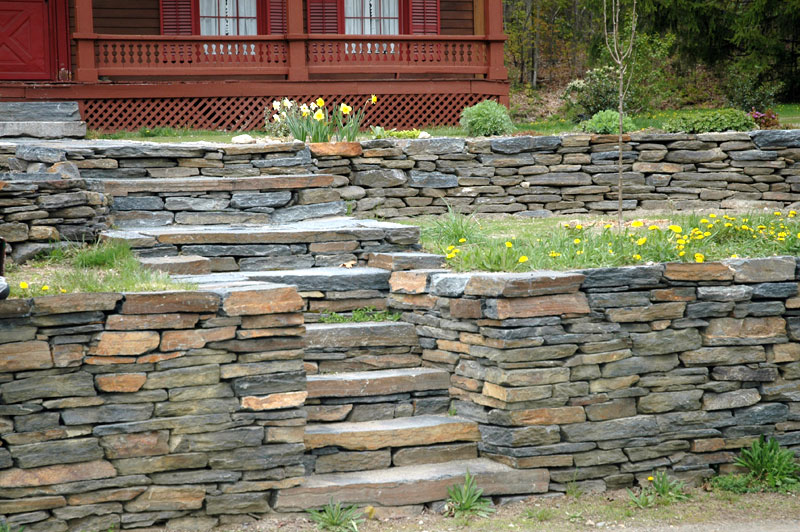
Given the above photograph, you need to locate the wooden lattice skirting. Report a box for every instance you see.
[80,92,503,132]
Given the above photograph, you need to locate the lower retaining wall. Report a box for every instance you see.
[0,285,307,530]
[389,257,800,490]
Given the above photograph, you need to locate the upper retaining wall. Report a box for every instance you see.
[388,256,800,489]
[3,130,800,223]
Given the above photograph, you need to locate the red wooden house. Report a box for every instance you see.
[0,0,508,131]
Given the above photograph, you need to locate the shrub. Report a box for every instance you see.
[580,110,635,134]
[736,436,800,491]
[307,500,364,531]
[662,109,756,133]
[459,100,514,137]
[723,60,783,111]
[748,108,780,129]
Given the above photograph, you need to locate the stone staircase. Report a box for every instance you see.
[0,102,86,139]
[94,170,548,510]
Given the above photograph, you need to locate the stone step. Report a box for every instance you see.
[307,368,450,399]
[0,102,81,122]
[273,458,549,511]
[175,267,392,292]
[0,122,86,139]
[305,415,479,451]
[368,252,447,271]
[100,174,334,196]
[305,322,418,349]
[138,255,211,275]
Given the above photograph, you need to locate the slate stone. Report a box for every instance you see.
[697,286,753,302]
[61,404,154,425]
[1,102,80,121]
[638,390,704,414]
[164,197,229,211]
[562,416,660,442]
[751,130,800,148]
[580,265,664,288]
[711,366,778,381]
[207,443,305,470]
[630,328,702,356]
[352,169,407,187]
[112,196,165,211]
[734,403,789,425]
[181,244,291,257]
[602,355,680,378]
[408,171,458,188]
[170,427,264,453]
[16,146,67,163]
[686,301,735,318]
[752,282,798,299]
[729,150,778,161]
[251,149,311,168]
[403,138,465,155]
[1,372,95,404]
[270,201,346,223]
[205,493,269,515]
[703,389,761,410]
[429,274,472,297]
[479,425,560,447]
[9,439,103,469]
[230,191,292,208]
[478,441,595,457]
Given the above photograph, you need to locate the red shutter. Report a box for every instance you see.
[161,0,194,35]
[410,0,439,35]
[307,0,340,33]
[267,0,287,33]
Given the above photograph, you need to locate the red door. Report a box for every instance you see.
[0,0,52,80]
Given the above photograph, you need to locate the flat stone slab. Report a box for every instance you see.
[0,122,86,139]
[307,368,450,398]
[99,175,334,196]
[102,218,419,247]
[175,267,391,292]
[305,322,418,349]
[139,255,211,275]
[304,415,480,450]
[368,252,446,271]
[273,458,548,510]
[0,102,81,122]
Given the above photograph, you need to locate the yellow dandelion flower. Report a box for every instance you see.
[604,223,613,229]
[447,245,455,251]
[633,254,642,260]
[774,211,782,216]
[42,285,49,291]
[668,225,682,233]
[518,255,529,263]
[647,476,654,481]
[608,249,615,255]
[574,238,581,244]
[704,231,711,237]
[695,253,705,263]
[730,254,739,259]
[725,223,733,228]
[505,241,513,248]
[576,250,584,255]
[458,238,466,243]
[454,249,460,254]
[446,253,455,259]
[700,219,709,224]
[636,237,647,246]
[649,225,660,231]
[60,288,67,293]
[19,282,28,289]
[709,213,717,218]
[631,220,644,228]
[679,251,686,257]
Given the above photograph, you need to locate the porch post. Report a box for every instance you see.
[484,0,507,81]
[286,1,308,81]
[74,0,98,82]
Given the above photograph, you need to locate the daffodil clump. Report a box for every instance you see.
[270,95,377,143]
[422,211,800,273]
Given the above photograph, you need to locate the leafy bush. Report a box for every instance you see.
[580,110,635,134]
[662,109,756,133]
[444,470,495,519]
[748,108,780,129]
[724,60,783,111]
[562,66,619,118]
[736,436,800,490]
[459,100,514,137]
[369,126,422,139]
[307,500,364,532]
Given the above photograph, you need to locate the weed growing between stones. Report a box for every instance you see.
[444,470,495,520]
[8,240,195,297]
[307,499,364,532]
[712,436,800,493]
[627,471,691,508]
[419,211,800,271]
[319,306,402,323]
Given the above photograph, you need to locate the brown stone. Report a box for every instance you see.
[139,255,211,275]
[52,344,84,367]
[122,292,220,314]
[309,241,359,253]
[592,133,630,143]
[703,317,786,346]
[664,262,734,281]
[307,368,449,398]
[241,313,304,329]
[770,343,800,363]
[585,398,637,421]
[0,299,31,318]
[692,438,725,453]
[28,226,59,240]
[68,487,148,506]
[221,286,303,316]
[105,313,200,330]
[160,326,236,351]
[241,391,307,410]
[236,327,305,339]
[32,293,122,314]
[305,404,353,422]
[393,443,478,467]
[450,299,482,319]
[84,356,136,365]
[309,142,363,157]
[100,431,170,459]
[95,373,147,393]
[389,271,431,294]
[486,292,590,319]
[137,351,185,364]
[388,293,436,310]
[590,375,640,393]
[125,486,205,512]
[0,341,52,372]
[726,257,796,283]
[486,453,573,469]
[465,272,584,298]
[92,331,160,356]
[436,339,469,354]
[651,288,696,302]
[505,406,586,426]
[481,382,551,403]
[0,460,116,488]
[0,495,66,514]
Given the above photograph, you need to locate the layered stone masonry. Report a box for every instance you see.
[0,284,308,530]
[4,130,800,222]
[389,257,800,492]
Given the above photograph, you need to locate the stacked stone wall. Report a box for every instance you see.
[0,284,308,530]
[389,257,800,491]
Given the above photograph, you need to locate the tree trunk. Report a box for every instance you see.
[617,67,624,230]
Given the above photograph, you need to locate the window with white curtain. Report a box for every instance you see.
[199,0,258,36]
[344,0,400,35]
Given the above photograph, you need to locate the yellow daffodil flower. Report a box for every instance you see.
[370,94,377,104]
[340,103,352,115]
[316,97,325,107]
[313,109,325,121]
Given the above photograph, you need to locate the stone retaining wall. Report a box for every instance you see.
[0,284,308,531]
[5,130,800,222]
[388,257,800,491]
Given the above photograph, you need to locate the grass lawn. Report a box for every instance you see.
[413,210,800,272]
[7,241,195,298]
